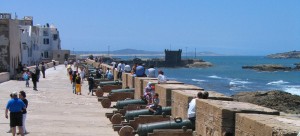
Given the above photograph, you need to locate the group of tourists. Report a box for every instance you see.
[21,62,49,91]
[67,68,83,95]
[5,91,28,136]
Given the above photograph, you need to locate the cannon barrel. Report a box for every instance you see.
[136,119,194,136]
[109,88,134,95]
[116,99,147,109]
[124,107,171,121]
[99,81,122,86]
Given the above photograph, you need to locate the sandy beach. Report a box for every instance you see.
[0,65,118,136]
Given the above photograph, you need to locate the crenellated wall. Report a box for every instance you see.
[85,60,300,136]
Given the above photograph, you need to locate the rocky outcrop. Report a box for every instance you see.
[232,90,300,114]
[242,64,292,71]
[267,50,300,59]
[186,62,213,68]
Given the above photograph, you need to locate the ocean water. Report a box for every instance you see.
[164,56,300,96]
[117,56,300,96]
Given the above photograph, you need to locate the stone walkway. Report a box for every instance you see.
[0,65,118,136]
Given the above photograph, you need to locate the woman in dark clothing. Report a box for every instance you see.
[31,70,38,91]
[88,74,95,96]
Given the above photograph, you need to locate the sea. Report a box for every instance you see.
[114,56,300,96]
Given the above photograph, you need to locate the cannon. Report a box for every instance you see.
[135,118,194,136]
[110,106,171,124]
[99,81,122,87]
[115,99,148,110]
[98,89,135,108]
[105,104,147,120]
[124,107,171,122]
[96,88,134,97]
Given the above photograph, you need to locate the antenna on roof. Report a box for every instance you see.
[14,12,18,19]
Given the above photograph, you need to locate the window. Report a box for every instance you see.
[57,54,60,58]
[43,38,49,44]
[53,34,58,40]
[43,30,49,36]
[44,51,48,58]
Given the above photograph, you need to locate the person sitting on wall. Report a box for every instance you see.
[124,63,131,73]
[157,70,167,83]
[187,91,209,126]
[147,65,156,78]
[148,93,162,115]
[106,68,113,80]
[143,82,155,104]
[136,63,146,77]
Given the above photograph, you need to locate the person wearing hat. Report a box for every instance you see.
[5,92,26,136]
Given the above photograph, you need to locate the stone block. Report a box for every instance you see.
[172,90,233,119]
[196,99,279,136]
[235,113,300,136]
[114,69,119,81]
[122,73,129,89]
[155,84,204,107]
[134,77,157,99]
[127,74,135,89]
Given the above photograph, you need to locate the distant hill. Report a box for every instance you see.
[267,51,300,59]
[75,48,221,56]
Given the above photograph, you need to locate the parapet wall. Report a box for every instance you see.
[0,72,10,83]
[87,61,300,136]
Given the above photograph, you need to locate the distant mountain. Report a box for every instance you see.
[110,49,162,54]
[75,48,221,56]
[267,51,300,59]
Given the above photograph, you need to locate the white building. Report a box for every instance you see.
[20,21,63,66]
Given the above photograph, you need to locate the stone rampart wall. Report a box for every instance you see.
[88,61,300,136]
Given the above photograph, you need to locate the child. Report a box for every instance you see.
[23,70,30,87]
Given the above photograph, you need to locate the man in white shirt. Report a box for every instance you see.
[157,70,167,83]
[187,91,209,124]
[124,63,131,73]
[147,65,156,78]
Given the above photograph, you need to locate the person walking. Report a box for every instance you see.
[31,69,38,91]
[18,91,28,134]
[79,67,85,83]
[71,71,77,94]
[35,64,40,82]
[53,60,56,70]
[75,73,82,95]
[5,92,26,136]
[64,60,68,68]
[88,74,95,96]
[41,62,46,78]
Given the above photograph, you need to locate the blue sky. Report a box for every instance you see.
[1,0,299,55]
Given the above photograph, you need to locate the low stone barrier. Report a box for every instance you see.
[172,90,233,119]
[127,74,135,89]
[195,99,279,136]
[155,84,204,107]
[134,77,157,99]
[235,113,300,136]
[122,72,129,88]
[0,72,10,83]
[114,69,119,81]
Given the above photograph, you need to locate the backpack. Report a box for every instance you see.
[23,73,29,80]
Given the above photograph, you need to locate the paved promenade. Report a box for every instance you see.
[0,65,118,136]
